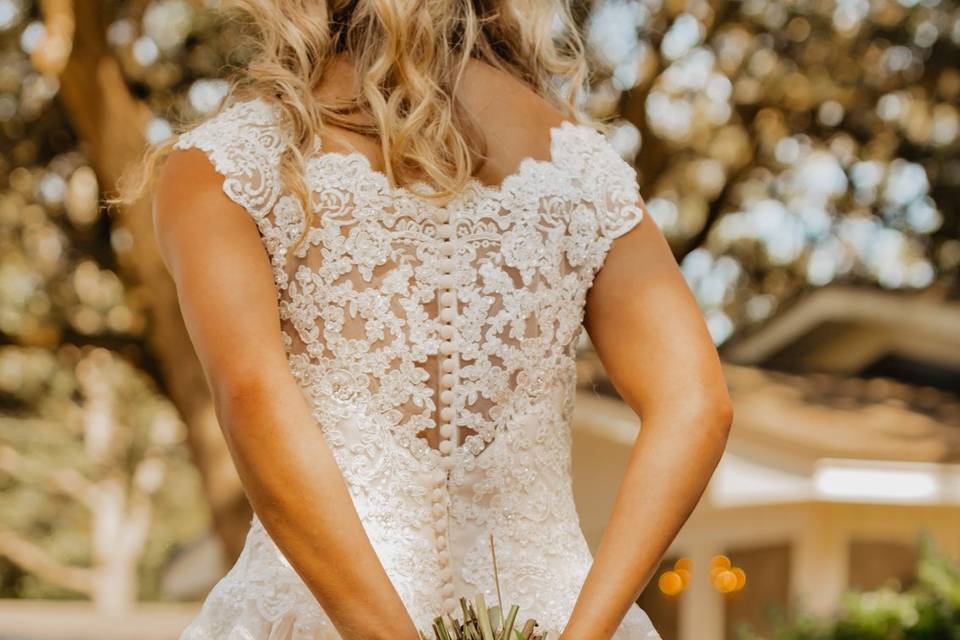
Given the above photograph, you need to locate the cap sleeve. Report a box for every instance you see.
[173,97,300,294]
[592,135,645,240]
[173,97,286,221]
[566,128,646,286]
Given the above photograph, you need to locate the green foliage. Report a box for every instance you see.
[0,346,210,601]
[743,537,960,640]
[0,0,225,602]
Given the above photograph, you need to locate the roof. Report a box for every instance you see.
[576,354,960,464]
[720,285,960,385]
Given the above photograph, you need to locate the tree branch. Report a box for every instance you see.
[31,0,75,76]
[0,446,97,508]
[0,530,93,595]
[45,0,252,558]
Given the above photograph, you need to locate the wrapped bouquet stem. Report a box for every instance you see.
[420,534,549,640]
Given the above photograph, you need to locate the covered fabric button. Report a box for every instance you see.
[439,308,455,323]
[436,224,452,238]
[440,407,455,420]
[440,390,454,404]
[440,325,455,339]
[439,341,455,355]
[438,275,455,288]
[441,373,456,387]
[439,292,455,306]
[439,422,454,437]
[439,440,453,454]
[442,357,456,372]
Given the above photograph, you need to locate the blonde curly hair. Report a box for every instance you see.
[128,0,595,242]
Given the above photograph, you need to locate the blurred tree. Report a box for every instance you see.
[584,0,960,344]
[0,346,207,608]
[44,0,253,559]
[0,0,243,601]
[1,0,252,572]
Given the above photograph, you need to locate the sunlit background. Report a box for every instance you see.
[0,1,958,639]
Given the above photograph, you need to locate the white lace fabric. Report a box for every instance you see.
[173,98,661,640]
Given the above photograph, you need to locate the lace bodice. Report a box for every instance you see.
[174,98,660,640]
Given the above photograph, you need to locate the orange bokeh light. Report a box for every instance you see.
[731,567,747,591]
[658,570,685,596]
[713,569,738,593]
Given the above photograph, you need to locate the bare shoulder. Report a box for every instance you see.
[154,147,219,204]
[460,59,571,125]
[152,147,260,275]
[459,60,572,177]
[152,149,220,263]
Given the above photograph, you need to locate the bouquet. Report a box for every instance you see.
[420,535,549,640]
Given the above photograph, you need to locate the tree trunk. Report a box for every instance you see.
[48,0,250,560]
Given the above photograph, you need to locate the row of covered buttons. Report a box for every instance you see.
[431,467,456,616]
[436,212,458,470]
[435,209,458,617]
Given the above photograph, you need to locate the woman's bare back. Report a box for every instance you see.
[313,56,571,190]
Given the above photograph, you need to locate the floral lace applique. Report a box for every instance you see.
[174,97,658,640]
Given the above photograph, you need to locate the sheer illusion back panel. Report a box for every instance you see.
[171,97,660,640]
[176,97,645,468]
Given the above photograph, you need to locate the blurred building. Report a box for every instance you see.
[572,284,960,640]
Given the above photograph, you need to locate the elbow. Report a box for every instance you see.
[701,382,734,448]
[636,381,733,446]
[209,369,276,428]
[675,381,734,446]
[714,391,734,440]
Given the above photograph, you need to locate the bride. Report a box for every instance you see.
[148,0,732,638]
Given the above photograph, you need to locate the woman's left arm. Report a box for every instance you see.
[563,212,733,640]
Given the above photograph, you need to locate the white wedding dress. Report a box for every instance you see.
[173,97,661,640]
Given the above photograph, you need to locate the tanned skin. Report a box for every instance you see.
[153,57,730,640]
[562,208,732,640]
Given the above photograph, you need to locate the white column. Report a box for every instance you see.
[679,544,724,640]
[791,515,846,617]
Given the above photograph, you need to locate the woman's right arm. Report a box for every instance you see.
[564,212,732,640]
[153,148,421,640]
